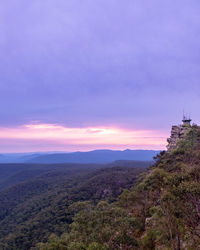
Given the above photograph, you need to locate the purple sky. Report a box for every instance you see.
[0,0,200,152]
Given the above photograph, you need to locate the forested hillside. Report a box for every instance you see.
[27,150,158,164]
[39,125,200,249]
[0,150,159,164]
[0,161,148,250]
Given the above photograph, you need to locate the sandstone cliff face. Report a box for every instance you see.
[167,124,191,150]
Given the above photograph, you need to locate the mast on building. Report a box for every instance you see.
[182,115,192,126]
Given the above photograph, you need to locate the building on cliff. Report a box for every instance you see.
[167,116,192,150]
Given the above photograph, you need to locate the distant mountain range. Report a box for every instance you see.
[0,149,160,164]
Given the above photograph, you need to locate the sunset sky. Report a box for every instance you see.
[0,0,200,152]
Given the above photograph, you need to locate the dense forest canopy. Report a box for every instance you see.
[38,125,200,250]
[0,161,149,250]
[2,126,200,249]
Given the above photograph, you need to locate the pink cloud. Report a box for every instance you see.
[0,123,168,152]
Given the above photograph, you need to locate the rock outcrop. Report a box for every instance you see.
[167,117,192,150]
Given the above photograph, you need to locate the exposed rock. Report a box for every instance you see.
[167,117,192,150]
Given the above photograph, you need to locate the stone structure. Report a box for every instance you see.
[167,116,192,150]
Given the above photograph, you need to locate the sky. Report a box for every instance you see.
[0,0,200,152]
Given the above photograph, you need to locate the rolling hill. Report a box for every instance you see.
[27,149,159,164]
[0,149,159,164]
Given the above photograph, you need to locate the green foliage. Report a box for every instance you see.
[0,164,146,249]
[41,126,200,250]
[87,242,108,250]
[3,126,200,249]
[41,201,139,250]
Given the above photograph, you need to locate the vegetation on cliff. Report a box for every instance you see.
[39,125,200,250]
